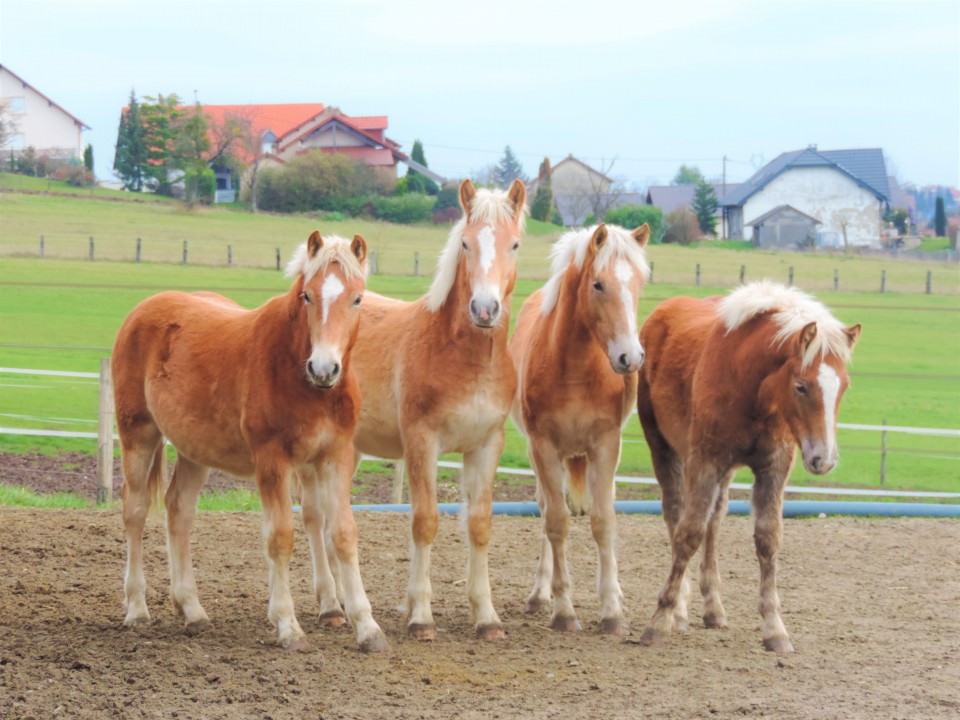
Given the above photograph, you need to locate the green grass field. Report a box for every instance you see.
[1,176,958,502]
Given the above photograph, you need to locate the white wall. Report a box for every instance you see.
[0,66,84,158]
[742,166,883,247]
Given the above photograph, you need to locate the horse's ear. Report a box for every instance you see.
[844,323,862,349]
[459,179,477,219]
[591,224,609,251]
[307,230,323,258]
[632,223,650,248]
[351,234,368,265]
[799,321,818,356]
[507,178,527,220]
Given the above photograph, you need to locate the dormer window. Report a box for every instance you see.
[260,129,277,156]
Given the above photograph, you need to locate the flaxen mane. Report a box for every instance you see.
[539,225,650,315]
[285,235,366,281]
[426,188,527,312]
[718,280,851,368]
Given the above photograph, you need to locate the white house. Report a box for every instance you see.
[722,146,890,248]
[0,64,89,159]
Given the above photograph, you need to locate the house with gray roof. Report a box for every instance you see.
[722,146,890,247]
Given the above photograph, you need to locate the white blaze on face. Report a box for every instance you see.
[320,272,345,324]
[615,260,638,337]
[478,225,496,273]
[818,363,841,462]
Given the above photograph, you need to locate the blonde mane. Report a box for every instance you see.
[426,188,527,312]
[539,224,651,315]
[718,280,851,368]
[285,235,367,282]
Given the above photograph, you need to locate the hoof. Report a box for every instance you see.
[599,617,628,637]
[674,618,689,633]
[524,597,549,615]
[359,631,389,654]
[703,613,728,630]
[638,626,666,647]
[282,636,311,653]
[407,623,436,641]
[318,609,347,628]
[549,615,581,633]
[763,636,795,654]
[184,617,211,637]
[476,623,506,641]
[123,614,150,628]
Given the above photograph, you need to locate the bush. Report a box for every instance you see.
[184,167,215,205]
[51,164,95,187]
[432,184,462,224]
[604,204,664,243]
[663,208,701,245]
[369,194,435,223]
[255,152,391,213]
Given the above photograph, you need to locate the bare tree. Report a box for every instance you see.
[0,99,19,150]
[586,157,625,221]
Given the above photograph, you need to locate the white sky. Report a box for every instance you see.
[1,0,958,187]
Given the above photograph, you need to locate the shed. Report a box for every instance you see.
[747,205,821,248]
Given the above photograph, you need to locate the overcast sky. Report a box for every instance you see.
[2,0,958,188]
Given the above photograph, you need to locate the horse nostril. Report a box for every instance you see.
[470,299,479,317]
[331,362,340,377]
[811,455,823,471]
[619,353,628,368]
[307,360,315,377]
[491,300,500,318]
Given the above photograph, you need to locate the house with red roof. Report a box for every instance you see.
[200,103,443,202]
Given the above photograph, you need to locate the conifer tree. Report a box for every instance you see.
[934,196,947,237]
[530,157,553,221]
[113,90,146,191]
[493,146,527,188]
[83,144,94,173]
[692,179,718,235]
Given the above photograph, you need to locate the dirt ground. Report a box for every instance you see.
[1,504,959,720]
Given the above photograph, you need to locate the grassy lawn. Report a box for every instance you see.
[1,183,958,499]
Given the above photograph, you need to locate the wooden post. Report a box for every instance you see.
[371,250,379,275]
[833,268,839,291]
[391,461,405,504]
[880,269,886,293]
[97,358,114,504]
[39,234,45,258]
[275,248,281,271]
[135,237,142,263]
[649,260,654,284]
[414,251,420,277]
[182,240,188,265]
[227,244,233,267]
[879,418,888,485]
[926,270,932,295]
[695,263,701,287]
[88,236,95,261]
[788,266,794,287]
[739,264,745,284]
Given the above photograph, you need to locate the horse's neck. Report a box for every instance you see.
[544,269,599,368]
[253,292,310,377]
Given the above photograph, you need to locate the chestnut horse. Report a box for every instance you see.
[343,179,526,640]
[636,281,860,653]
[112,231,387,653]
[510,223,650,635]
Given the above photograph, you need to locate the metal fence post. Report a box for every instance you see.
[97,358,114,504]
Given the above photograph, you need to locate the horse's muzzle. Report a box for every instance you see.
[306,358,341,389]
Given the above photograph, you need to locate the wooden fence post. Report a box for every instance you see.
[39,234,45,258]
[391,461,405,504]
[739,264,745,284]
[135,237,142,263]
[926,270,932,295]
[649,260,654,284]
[275,248,281,271]
[414,251,420,276]
[227,244,233,267]
[97,358,114,504]
[370,250,378,275]
[880,269,886,293]
[88,236,95,261]
[182,240,188,265]
[833,268,839,291]
[695,263,701,287]
[788,266,794,286]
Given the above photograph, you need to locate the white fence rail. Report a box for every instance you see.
[2,367,959,504]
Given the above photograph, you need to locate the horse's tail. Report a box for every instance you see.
[147,442,167,513]
[565,455,590,515]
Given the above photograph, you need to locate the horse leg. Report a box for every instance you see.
[256,461,306,651]
[120,430,164,627]
[523,473,553,615]
[402,432,440,640]
[315,448,387,653]
[700,476,732,629]
[587,434,626,636]
[298,465,346,628]
[164,454,210,634]
[752,458,795,653]
[640,455,724,646]
[637,392,690,631]
[530,438,578,632]
[462,432,506,640]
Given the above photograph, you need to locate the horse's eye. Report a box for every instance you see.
[461,241,468,250]
[593,281,604,292]
[794,382,807,396]
[353,295,362,307]
[300,291,311,305]
[512,241,520,251]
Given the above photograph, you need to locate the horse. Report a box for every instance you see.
[339,178,527,640]
[636,280,861,653]
[510,223,650,636]
[112,231,387,653]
